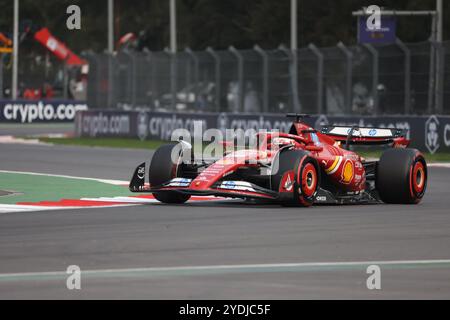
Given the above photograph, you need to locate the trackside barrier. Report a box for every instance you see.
[75,110,450,154]
[0,100,88,123]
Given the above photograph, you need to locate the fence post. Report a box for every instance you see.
[0,55,4,99]
[185,48,199,85]
[164,47,177,111]
[132,53,137,108]
[125,52,137,108]
[63,59,68,100]
[308,44,324,114]
[337,42,353,114]
[395,39,411,114]
[362,43,379,115]
[229,46,244,113]
[428,42,436,114]
[186,47,199,107]
[443,43,447,114]
[279,45,301,113]
[292,50,301,112]
[86,52,100,108]
[144,51,155,110]
[82,52,95,108]
[185,52,191,89]
[254,45,269,113]
[206,47,221,112]
[434,42,444,114]
[107,53,114,109]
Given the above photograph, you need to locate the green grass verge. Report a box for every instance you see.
[39,137,450,163]
[0,172,134,204]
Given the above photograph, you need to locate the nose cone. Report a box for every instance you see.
[190,163,233,189]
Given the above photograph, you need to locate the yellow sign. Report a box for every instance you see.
[0,47,13,53]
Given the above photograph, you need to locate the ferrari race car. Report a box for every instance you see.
[129,114,427,206]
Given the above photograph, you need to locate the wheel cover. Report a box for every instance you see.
[411,161,426,194]
[301,163,317,198]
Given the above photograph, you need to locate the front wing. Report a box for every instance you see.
[144,178,279,200]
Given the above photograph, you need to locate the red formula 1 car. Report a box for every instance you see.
[129,114,427,206]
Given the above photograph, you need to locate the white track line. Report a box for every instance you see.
[80,196,160,203]
[0,204,78,213]
[0,203,136,213]
[0,135,50,145]
[80,196,228,203]
[428,163,450,168]
[0,259,450,280]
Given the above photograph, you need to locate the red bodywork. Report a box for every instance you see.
[189,123,367,196]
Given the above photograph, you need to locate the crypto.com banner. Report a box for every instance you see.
[0,100,88,123]
[75,110,450,154]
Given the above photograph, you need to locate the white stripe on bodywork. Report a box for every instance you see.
[327,156,343,175]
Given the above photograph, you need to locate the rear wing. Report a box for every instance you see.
[320,125,409,147]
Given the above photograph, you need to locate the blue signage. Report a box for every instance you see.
[358,16,396,44]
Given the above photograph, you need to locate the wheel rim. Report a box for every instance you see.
[301,163,317,197]
[412,161,425,194]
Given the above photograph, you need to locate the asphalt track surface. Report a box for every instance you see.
[1,141,450,299]
[0,123,73,137]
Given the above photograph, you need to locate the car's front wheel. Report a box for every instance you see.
[271,149,319,207]
[149,144,191,204]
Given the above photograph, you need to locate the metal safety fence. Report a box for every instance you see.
[2,40,450,115]
[0,51,71,100]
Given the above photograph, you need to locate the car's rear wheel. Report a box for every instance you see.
[149,144,191,204]
[271,149,319,207]
[376,148,427,204]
